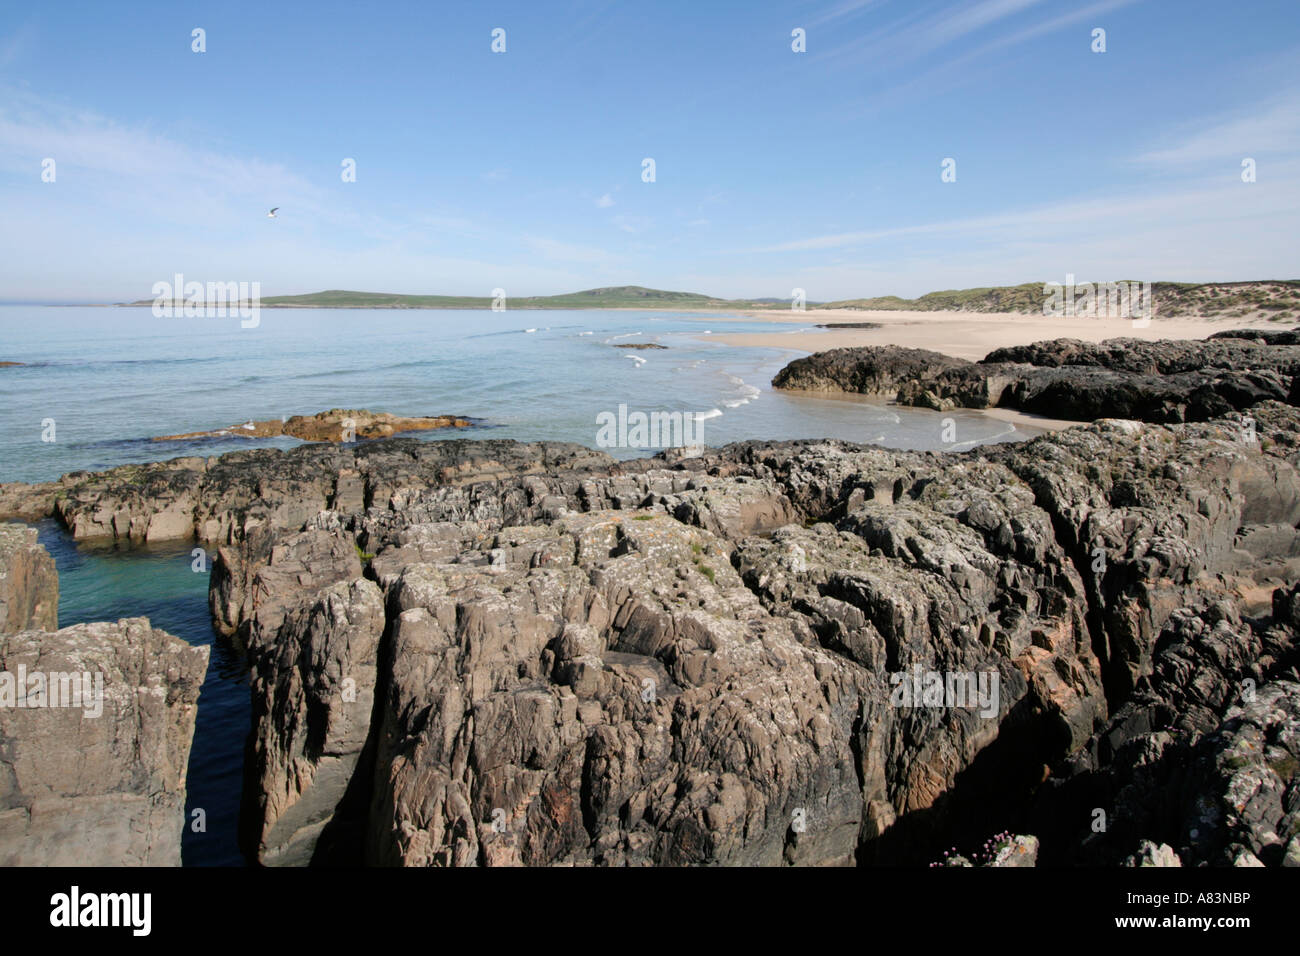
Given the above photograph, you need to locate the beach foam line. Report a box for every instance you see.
[948,423,1016,450]
[625,354,646,366]
[695,408,723,421]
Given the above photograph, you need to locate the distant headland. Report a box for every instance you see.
[108,280,1300,320]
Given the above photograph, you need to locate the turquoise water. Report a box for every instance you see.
[36,520,247,866]
[1,306,1041,865]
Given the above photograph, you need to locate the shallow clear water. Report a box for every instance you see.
[0,306,1034,484]
[1,305,1042,865]
[36,520,247,866]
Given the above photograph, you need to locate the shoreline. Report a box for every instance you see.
[700,309,1290,436]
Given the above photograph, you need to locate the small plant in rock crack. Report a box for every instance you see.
[354,542,375,562]
[929,830,1015,867]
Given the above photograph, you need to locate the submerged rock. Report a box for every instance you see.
[154,408,475,443]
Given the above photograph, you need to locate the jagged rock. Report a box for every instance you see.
[365,511,867,867]
[210,523,363,641]
[0,524,57,634]
[0,618,207,865]
[215,403,1300,865]
[1125,840,1182,866]
[1177,680,1300,866]
[246,578,385,865]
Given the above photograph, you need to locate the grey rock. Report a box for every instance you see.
[0,618,207,865]
[0,524,57,634]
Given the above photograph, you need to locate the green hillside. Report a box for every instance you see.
[256,285,755,310]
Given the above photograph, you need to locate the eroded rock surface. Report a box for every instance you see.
[0,618,207,865]
[0,524,57,634]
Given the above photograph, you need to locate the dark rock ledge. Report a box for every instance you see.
[772,331,1300,422]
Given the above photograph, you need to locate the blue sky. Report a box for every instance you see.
[0,0,1296,301]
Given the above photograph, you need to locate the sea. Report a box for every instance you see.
[0,305,1044,864]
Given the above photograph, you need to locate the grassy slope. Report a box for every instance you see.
[820,280,1300,319]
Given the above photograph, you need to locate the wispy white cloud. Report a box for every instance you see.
[0,87,325,228]
[0,88,636,298]
[724,146,1300,301]
[809,0,885,28]
[820,0,1144,115]
[926,0,1045,50]
[595,192,615,208]
[1135,94,1300,166]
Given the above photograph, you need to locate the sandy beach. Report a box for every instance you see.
[696,308,1282,362]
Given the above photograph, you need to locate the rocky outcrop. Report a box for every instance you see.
[207,400,1300,866]
[773,334,1300,423]
[772,345,968,396]
[0,618,208,865]
[246,577,385,865]
[0,438,615,546]
[0,525,57,634]
[8,341,1300,866]
[154,408,475,443]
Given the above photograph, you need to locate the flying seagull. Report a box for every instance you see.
[267,207,279,218]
